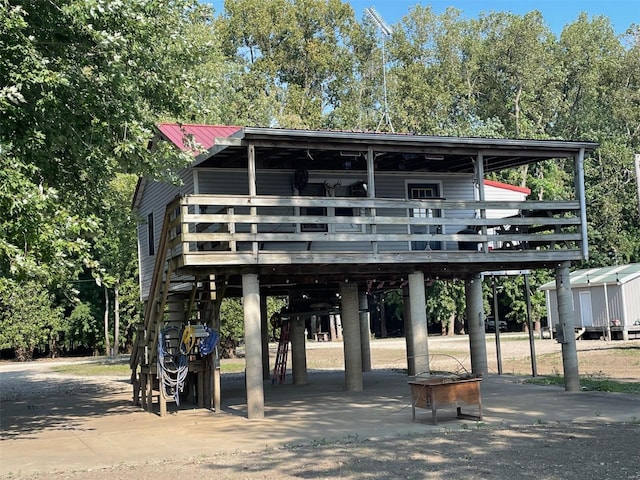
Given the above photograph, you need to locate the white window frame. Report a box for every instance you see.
[405,180,445,251]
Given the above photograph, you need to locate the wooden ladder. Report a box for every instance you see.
[272,319,290,384]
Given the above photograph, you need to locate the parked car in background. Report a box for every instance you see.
[485,316,507,332]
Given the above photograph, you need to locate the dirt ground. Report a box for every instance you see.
[301,333,640,381]
[9,423,638,480]
[2,334,639,480]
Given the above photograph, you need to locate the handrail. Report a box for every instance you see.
[168,194,584,261]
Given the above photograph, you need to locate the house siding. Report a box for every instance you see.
[193,169,477,253]
[137,168,193,300]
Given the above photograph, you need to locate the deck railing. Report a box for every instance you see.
[165,194,585,266]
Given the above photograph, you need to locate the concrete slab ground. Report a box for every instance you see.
[2,369,639,477]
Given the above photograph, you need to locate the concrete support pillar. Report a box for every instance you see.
[555,262,580,392]
[340,282,363,391]
[408,272,430,377]
[310,315,317,337]
[242,273,264,419]
[465,273,488,375]
[402,286,414,376]
[290,316,307,385]
[329,314,337,340]
[359,292,372,372]
[260,294,270,380]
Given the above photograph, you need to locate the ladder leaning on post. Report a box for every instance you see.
[272,318,290,384]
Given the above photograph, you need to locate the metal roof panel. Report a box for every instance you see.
[540,263,640,290]
[157,124,242,152]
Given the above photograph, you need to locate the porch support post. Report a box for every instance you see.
[340,281,363,391]
[367,146,378,255]
[403,285,414,376]
[242,273,264,419]
[408,271,430,377]
[329,313,337,340]
[555,261,580,392]
[574,148,589,260]
[475,152,489,253]
[359,292,372,372]
[290,316,307,385]
[260,293,270,380]
[247,144,258,255]
[465,273,488,375]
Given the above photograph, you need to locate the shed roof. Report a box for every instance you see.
[539,263,640,290]
[484,179,531,195]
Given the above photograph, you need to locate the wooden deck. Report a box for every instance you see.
[163,194,585,280]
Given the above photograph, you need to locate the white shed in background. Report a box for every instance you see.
[483,179,531,216]
[540,263,640,340]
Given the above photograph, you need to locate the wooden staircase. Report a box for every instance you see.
[130,201,224,416]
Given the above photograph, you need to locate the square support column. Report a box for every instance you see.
[359,292,372,372]
[465,273,488,375]
[260,294,270,380]
[291,316,308,385]
[340,281,363,391]
[555,261,580,391]
[242,273,264,419]
[408,272,430,377]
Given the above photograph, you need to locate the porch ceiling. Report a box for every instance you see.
[194,127,597,173]
[177,257,573,298]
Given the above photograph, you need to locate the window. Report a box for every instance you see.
[407,182,442,250]
[147,212,155,256]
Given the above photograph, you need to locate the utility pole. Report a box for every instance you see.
[365,7,394,133]
[634,154,640,220]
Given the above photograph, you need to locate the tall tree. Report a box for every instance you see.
[1,0,223,357]
[216,0,357,128]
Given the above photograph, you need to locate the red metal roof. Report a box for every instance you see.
[156,123,242,152]
[484,179,531,195]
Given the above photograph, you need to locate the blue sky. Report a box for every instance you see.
[206,0,637,35]
[350,0,636,35]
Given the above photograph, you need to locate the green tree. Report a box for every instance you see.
[216,0,357,128]
[1,0,223,357]
[496,273,548,331]
[0,279,63,360]
[93,174,141,355]
[425,280,466,335]
[64,301,100,353]
[218,296,287,358]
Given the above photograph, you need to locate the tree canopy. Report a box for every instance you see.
[1,0,638,357]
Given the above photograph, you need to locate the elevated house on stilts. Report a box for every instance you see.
[130,124,597,417]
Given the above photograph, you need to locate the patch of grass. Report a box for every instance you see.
[611,346,640,356]
[525,375,640,395]
[52,362,130,376]
[220,361,245,373]
[51,360,247,376]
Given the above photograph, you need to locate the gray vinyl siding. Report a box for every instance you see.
[197,169,250,195]
[138,168,193,300]
[375,173,476,252]
[137,168,479,297]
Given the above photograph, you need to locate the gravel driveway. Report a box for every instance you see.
[2,343,639,480]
